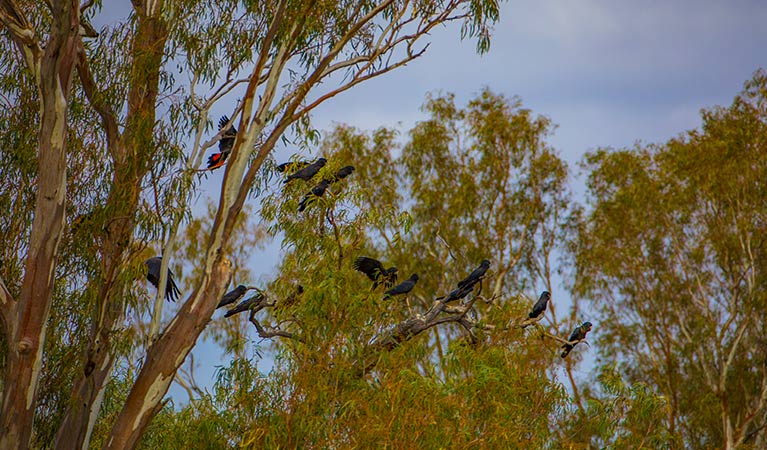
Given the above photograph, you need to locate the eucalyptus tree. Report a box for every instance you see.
[198,89,578,447]
[573,69,767,449]
[0,0,503,448]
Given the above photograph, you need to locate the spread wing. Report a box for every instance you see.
[353,256,385,282]
[218,115,237,153]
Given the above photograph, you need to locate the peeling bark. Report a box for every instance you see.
[0,1,79,447]
[53,4,169,449]
[104,259,232,450]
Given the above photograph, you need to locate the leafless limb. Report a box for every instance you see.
[515,315,544,329]
[436,232,460,261]
[248,309,304,343]
[174,354,204,401]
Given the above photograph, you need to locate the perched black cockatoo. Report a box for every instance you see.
[277,160,309,173]
[224,291,265,318]
[297,165,355,212]
[216,284,250,309]
[144,257,181,302]
[457,259,490,290]
[298,180,331,212]
[518,290,551,328]
[333,165,355,180]
[353,256,398,289]
[383,274,419,300]
[207,115,237,170]
[439,284,474,303]
[529,291,551,319]
[561,321,593,358]
[283,157,327,184]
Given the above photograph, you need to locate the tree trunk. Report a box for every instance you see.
[0,1,79,448]
[52,324,115,450]
[103,258,231,450]
[53,5,169,447]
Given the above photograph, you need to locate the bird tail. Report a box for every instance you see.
[560,344,573,358]
[224,307,242,318]
[298,197,309,212]
[207,153,226,170]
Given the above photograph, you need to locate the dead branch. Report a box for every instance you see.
[248,309,304,343]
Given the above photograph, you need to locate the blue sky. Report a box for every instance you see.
[309,0,765,163]
[167,0,767,402]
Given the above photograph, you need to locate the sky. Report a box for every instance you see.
[167,0,767,402]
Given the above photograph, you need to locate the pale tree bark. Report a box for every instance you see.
[103,0,482,446]
[0,0,80,448]
[52,1,170,448]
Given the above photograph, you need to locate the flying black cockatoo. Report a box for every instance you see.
[297,165,355,212]
[144,256,181,302]
[207,115,237,170]
[439,284,474,303]
[457,259,491,290]
[224,290,266,318]
[283,157,327,184]
[353,256,398,289]
[383,274,419,300]
[216,284,250,309]
[561,321,593,358]
[518,290,551,328]
[277,160,310,173]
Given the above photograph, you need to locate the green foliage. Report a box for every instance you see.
[574,69,767,448]
[184,89,578,448]
[556,365,675,449]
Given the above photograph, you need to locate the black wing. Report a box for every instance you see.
[217,285,248,309]
[442,285,473,303]
[284,158,326,183]
[145,257,181,302]
[218,115,237,154]
[528,291,550,319]
[334,165,355,180]
[383,274,418,298]
[277,160,309,173]
[353,256,386,282]
[311,179,331,197]
[457,260,490,289]
[224,292,265,318]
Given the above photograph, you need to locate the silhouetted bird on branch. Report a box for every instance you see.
[216,284,251,309]
[224,290,266,318]
[276,160,309,173]
[457,259,490,290]
[561,321,593,358]
[383,274,419,300]
[438,285,474,303]
[283,157,327,184]
[519,291,551,328]
[297,165,355,212]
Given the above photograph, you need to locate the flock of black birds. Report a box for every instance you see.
[141,116,593,359]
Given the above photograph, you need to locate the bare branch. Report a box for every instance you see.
[76,43,120,157]
[0,0,42,69]
[248,309,304,342]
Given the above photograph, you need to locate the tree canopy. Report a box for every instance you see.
[1,0,765,448]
